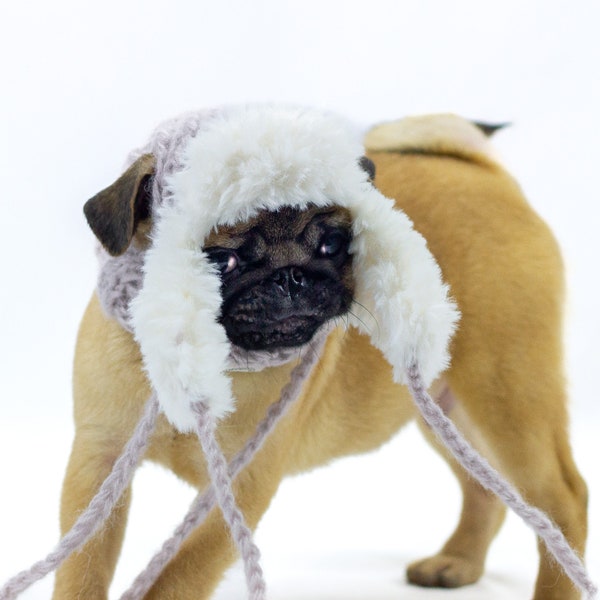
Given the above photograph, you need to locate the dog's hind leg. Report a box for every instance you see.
[443,363,589,600]
[407,388,507,589]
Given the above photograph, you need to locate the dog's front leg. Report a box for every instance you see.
[52,433,132,599]
[143,449,285,600]
[53,296,152,599]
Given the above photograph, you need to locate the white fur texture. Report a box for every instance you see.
[130,105,459,431]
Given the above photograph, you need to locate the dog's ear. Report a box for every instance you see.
[359,156,376,182]
[84,153,156,256]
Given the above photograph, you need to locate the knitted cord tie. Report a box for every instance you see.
[120,338,325,600]
[406,363,598,600]
[193,401,266,600]
[0,395,160,600]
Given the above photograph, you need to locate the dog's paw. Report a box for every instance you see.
[406,553,484,588]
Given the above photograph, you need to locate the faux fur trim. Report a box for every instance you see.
[130,106,459,431]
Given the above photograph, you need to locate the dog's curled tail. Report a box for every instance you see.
[364,113,508,166]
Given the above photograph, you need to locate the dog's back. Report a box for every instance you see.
[366,115,565,390]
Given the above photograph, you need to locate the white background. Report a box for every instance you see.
[0,1,598,598]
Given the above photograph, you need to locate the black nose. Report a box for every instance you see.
[272,267,306,296]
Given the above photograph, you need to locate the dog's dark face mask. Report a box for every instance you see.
[203,206,354,351]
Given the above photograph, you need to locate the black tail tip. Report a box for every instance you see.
[472,120,511,137]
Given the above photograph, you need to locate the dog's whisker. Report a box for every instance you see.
[332,314,350,331]
[350,300,380,337]
[347,308,376,338]
[333,315,354,342]
[302,338,320,365]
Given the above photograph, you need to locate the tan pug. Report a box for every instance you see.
[53,114,588,600]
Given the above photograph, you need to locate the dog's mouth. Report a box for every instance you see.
[222,313,323,351]
[218,268,353,352]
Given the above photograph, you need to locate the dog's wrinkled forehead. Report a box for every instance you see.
[203,205,352,249]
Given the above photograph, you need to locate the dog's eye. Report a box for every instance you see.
[318,231,348,258]
[205,249,239,275]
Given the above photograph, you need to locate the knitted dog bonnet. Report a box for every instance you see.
[129,105,459,429]
[1,106,596,600]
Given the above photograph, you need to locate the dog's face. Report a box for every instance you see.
[203,206,354,350]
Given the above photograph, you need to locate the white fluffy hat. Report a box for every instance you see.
[127,105,459,431]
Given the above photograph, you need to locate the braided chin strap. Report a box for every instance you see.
[0,346,596,599]
[192,401,266,599]
[0,395,161,600]
[405,365,598,600]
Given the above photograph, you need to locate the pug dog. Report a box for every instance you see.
[53,114,588,600]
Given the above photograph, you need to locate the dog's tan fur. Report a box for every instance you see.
[54,116,588,599]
